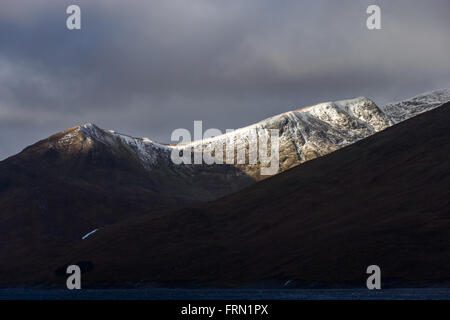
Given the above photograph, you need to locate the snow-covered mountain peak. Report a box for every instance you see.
[407,88,450,102]
[295,96,371,112]
[78,122,103,136]
[293,97,390,130]
[79,122,95,129]
[381,88,450,123]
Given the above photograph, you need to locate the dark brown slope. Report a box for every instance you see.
[0,125,253,284]
[47,102,450,288]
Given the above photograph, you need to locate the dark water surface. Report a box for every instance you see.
[0,288,449,300]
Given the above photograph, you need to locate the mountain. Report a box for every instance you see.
[0,89,448,286]
[36,96,394,180]
[0,124,252,242]
[381,88,450,123]
[43,101,450,288]
[0,97,392,241]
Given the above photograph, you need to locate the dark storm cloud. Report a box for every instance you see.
[1,0,450,159]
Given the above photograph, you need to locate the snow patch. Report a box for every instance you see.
[81,228,98,240]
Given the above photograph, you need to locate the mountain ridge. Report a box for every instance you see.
[36,96,392,180]
[381,88,450,123]
[37,88,450,179]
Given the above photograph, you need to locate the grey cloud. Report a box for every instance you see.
[1,0,450,159]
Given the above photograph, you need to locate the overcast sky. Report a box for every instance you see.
[1,0,450,159]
